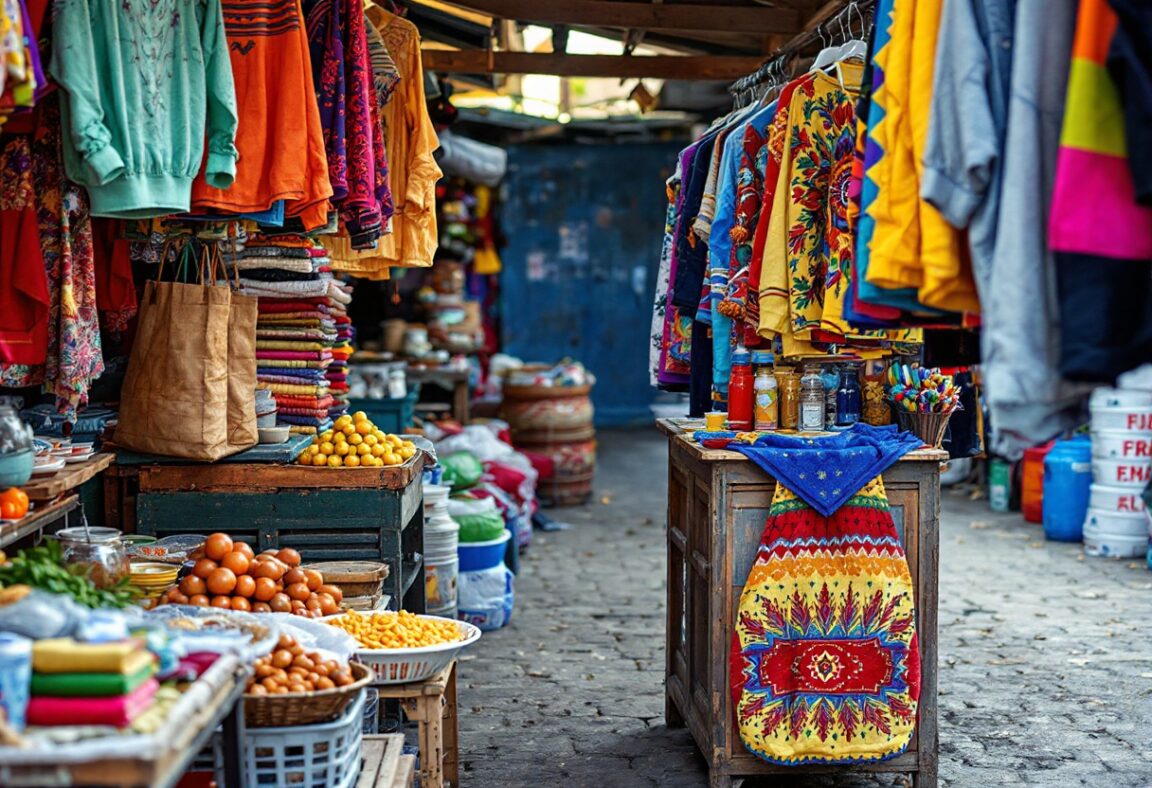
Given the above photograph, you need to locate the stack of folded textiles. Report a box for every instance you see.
[327,282,354,421]
[243,233,343,435]
[27,639,158,727]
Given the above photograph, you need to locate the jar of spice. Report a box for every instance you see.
[55,527,129,590]
[777,368,800,430]
[799,366,826,432]
[862,377,892,426]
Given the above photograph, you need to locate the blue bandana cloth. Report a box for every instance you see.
[728,424,924,516]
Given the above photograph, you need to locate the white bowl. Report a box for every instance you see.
[258,426,291,444]
[323,612,481,684]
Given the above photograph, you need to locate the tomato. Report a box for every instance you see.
[0,488,29,520]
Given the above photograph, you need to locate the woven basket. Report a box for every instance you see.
[896,410,953,449]
[243,661,374,728]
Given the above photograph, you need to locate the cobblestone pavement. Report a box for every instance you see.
[457,429,1152,788]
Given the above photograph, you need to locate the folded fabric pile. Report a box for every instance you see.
[327,282,355,422]
[242,234,352,435]
[28,639,158,727]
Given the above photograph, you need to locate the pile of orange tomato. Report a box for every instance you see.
[156,532,344,617]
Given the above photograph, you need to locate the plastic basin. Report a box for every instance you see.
[457,530,511,572]
[0,449,34,488]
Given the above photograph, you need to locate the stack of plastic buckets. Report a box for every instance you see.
[1085,388,1152,558]
[423,484,460,619]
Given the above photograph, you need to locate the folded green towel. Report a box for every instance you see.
[31,652,155,697]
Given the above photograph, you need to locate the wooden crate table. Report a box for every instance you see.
[132,456,427,612]
[358,735,417,788]
[23,453,114,502]
[369,661,459,788]
[0,655,249,788]
[0,494,79,550]
[658,419,944,788]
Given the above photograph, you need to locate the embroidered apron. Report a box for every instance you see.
[730,476,920,765]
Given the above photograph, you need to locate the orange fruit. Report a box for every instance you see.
[235,574,257,598]
[220,551,250,576]
[207,567,238,596]
[0,488,29,520]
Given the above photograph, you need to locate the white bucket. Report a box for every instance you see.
[1089,484,1147,515]
[1091,430,1152,460]
[1090,405,1152,434]
[1090,388,1152,410]
[425,525,459,613]
[1083,522,1147,559]
[1091,457,1152,488]
[1083,508,1148,538]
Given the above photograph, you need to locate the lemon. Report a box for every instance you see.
[387,435,403,448]
[383,452,400,466]
[312,454,328,467]
[353,411,368,422]
[349,433,363,446]
[327,455,342,468]
[342,424,356,436]
[344,454,361,467]
[371,444,386,458]
[363,434,378,447]
[320,430,334,442]
[297,455,311,465]
[399,446,416,459]
[353,444,368,456]
[401,440,415,450]
[319,441,334,455]
[333,431,347,444]
[335,443,350,456]
[356,421,373,435]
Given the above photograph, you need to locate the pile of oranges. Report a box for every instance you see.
[299,412,418,468]
[157,532,344,618]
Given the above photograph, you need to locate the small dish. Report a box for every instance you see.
[32,458,65,476]
[258,426,291,444]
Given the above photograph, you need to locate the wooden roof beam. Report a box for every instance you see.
[421,49,767,79]
[438,0,801,34]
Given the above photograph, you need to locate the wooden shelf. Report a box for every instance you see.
[23,454,114,502]
[0,495,79,550]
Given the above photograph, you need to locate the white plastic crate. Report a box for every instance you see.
[215,689,365,787]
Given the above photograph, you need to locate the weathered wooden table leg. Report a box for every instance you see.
[443,664,460,787]
[402,694,444,788]
[708,771,735,788]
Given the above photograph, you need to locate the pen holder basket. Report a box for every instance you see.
[896,410,953,449]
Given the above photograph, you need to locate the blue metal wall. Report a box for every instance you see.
[499,142,683,427]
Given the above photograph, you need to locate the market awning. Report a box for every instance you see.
[408,0,869,80]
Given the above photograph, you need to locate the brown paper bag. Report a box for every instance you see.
[210,243,259,452]
[116,270,233,460]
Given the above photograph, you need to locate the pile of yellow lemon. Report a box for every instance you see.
[299,412,418,468]
[326,610,465,649]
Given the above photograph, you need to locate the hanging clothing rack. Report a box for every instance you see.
[727,0,877,98]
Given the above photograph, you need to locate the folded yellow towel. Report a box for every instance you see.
[32,639,143,675]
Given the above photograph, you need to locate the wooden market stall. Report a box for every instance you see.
[658,419,943,788]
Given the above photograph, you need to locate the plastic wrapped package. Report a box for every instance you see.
[457,565,514,632]
[144,606,280,662]
[447,495,506,543]
[0,590,90,640]
[440,451,484,490]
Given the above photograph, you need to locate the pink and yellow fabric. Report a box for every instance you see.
[730,478,920,765]
[1049,0,1152,260]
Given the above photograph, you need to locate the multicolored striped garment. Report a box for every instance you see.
[731,476,920,765]
[1049,0,1152,260]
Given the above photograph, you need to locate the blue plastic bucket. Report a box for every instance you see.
[1043,437,1093,542]
[458,530,512,572]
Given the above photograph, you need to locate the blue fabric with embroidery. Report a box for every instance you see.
[729,424,923,516]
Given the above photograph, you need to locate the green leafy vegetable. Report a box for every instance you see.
[0,539,138,608]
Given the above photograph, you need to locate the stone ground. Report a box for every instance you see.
[456,429,1152,788]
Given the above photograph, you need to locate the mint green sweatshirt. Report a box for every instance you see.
[50,0,239,218]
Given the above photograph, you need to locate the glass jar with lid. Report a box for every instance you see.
[55,527,130,590]
[799,365,826,432]
[777,368,800,430]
